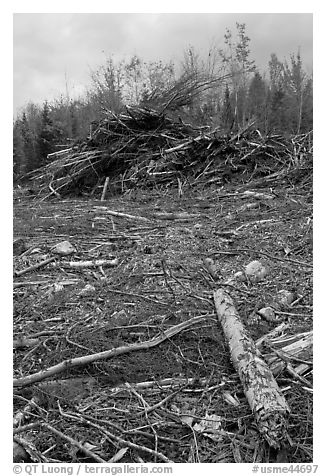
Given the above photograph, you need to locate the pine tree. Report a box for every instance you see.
[13,118,26,178]
[21,112,39,172]
[38,101,57,164]
[247,72,268,131]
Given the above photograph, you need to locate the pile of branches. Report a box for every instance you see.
[30,105,313,198]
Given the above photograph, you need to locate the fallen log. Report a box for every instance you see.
[213,288,290,448]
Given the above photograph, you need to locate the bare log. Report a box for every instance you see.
[213,288,290,448]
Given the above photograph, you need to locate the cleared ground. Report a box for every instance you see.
[13,180,313,463]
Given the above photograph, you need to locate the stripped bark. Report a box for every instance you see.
[213,288,290,448]
[262,331,313,376]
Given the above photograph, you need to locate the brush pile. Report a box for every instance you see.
[31,105,313,198]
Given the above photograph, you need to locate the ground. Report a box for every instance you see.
[13,180,313,463]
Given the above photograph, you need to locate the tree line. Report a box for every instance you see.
[13,23,313,180]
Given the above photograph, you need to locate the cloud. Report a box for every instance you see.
[13,13,313,113]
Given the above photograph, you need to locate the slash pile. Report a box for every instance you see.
[30,105,313,198]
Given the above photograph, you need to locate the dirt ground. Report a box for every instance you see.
[13,180,313,463]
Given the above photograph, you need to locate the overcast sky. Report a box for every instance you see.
[13,13,313,114]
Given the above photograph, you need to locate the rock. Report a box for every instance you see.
[245,260,268,282]
[277,290,295,309]
[13,441,29,463]
[79,284,96,296]
[111,310,129,326]
[258,306,278,322]
[13,238,27,256]
[46,283,65,303]
[51,241,76,256]
[203,257,219,278]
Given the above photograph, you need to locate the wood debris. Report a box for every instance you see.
[29,106,312,198]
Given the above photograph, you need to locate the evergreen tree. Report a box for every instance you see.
[247,72,268,131]
[13,118,26,178]
[37,101,57,164]
[21,112,39,171]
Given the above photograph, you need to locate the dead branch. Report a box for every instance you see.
[59,258,118,269]
[42,422,107,463]
[13,315,215,387]
[59,405,173,463]
[95,207,151,222]
[14,257,56,277]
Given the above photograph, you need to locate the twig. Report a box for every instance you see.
[42,422,106,463]
[13,422,41,435]
[94,207,151,222]
[13,396,42,427]
[233,248,312,268]
[14,435,49,462]
[105,287,169,305]
[13,280,52,288]
[58,405,173,463]
[161,258,177,303]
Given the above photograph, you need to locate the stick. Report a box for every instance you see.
[42,423,106,463]
[13,315,214,387]
[59,407,173,463]
[213,289,290,448]
[101,177,110,201]
[14,257,56,277]
[95,207,150,222]
[60,258,118,269]
[13,281,52,288]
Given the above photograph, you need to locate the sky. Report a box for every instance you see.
[13,12,313,115]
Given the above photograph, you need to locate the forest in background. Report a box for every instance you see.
[13,23,313,180]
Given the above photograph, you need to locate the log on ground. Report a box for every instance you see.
[213,288,290,448]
